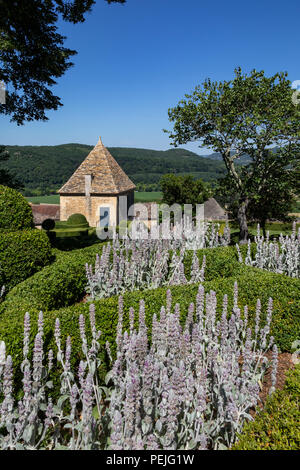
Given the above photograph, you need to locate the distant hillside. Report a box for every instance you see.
[204,147,279,163]
[1,143,227,195]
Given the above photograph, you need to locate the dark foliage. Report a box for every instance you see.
[0,1,126,124]
[0,146,23,190]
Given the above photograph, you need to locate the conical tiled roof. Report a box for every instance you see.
[58,137,136,194]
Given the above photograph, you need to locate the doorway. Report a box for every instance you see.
[99,206,110,227]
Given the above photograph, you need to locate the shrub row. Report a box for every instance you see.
[0,242,107,313]
[232,365,300,450]
[0,229,52,290]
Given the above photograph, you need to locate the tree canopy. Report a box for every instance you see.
[0,0,126,124]
[166,68,300,242]
[160,173,211,207]
[217,150,300,236]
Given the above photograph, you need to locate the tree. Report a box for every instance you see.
[160,173,211,207]
[0,146,23,190]
[166,68,300,242]
[216,159,299,238]
[0,0,126,124]
[246,153,299,236]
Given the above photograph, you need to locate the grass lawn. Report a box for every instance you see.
[134,191,163,202]
[25,192,163,204]
[25,194,60,204]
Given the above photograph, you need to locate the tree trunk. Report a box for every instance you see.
[237,198,249,244]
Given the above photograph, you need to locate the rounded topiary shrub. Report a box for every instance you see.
[66,213,89,227]
[0,185,34,230]
[42,218,55,231]
[0,229,52,290]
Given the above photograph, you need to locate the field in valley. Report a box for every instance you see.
[26,191,163,205]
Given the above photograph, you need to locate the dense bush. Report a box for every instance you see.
[41,218,55,231]
[66,213,89,227]
[0,230,52,290]
[232,365,300,450]
[0,243,107,314]
[0,185,34,231]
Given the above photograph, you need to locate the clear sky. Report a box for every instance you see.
[0,0,299,154]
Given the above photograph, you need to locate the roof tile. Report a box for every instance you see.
[58,137,136,194]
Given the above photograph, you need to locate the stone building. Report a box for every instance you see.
[58,137,136,227]
[203,197,227,221]
[30,203,60,228]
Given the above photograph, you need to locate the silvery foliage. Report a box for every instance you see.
[0,307,110,450]
[0,285,5,299]
[236,222,300,278]
[0,285,278,450]
[86,238,206,300]
[108,284,277,450]
[86,219,230,300]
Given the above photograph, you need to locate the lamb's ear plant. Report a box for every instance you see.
[85,236,206,300]
[0,305,111,450]
[107,285,278,450]
[0,283,278,450]
[236,222,299,278]
[86,216,229,301]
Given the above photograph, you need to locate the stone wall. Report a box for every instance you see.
[60,194,118,227]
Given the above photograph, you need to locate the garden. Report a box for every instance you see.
[0,185,299,450]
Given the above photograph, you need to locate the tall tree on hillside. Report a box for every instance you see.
[0,0,126,124]
[0,146,23,189]
[165,68,300,243]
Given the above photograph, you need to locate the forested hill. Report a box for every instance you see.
[1,143,226,195]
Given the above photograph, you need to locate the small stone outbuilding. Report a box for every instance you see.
[30,203,60,227]
[203,198,227,221]
[58,137,136,227]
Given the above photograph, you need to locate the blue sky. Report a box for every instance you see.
[0,0,299,154]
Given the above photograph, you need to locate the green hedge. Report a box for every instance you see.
[0,185,34,231]
[53,228,89,237]
[232,365,300,450]
[0,229,52,290]
[66,213,89,227]
[0,242,107,313]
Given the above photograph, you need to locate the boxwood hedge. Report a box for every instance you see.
[0,185,34,230]
[0,242,108,313]
[232,365,300,450]
[0,229,52,290]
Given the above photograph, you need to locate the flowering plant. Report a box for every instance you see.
[236,222,300,278]
[0,283,277,450]
[86,238,206,300]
